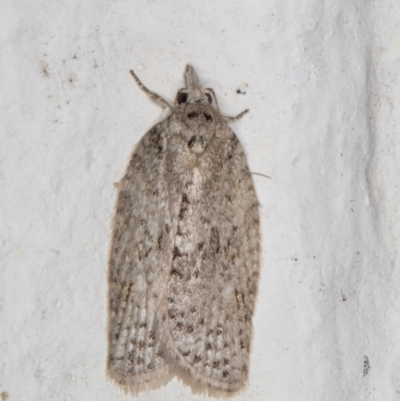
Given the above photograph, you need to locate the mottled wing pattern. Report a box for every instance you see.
[107,122,173,386]
[164,119,261,392]
[108,64,261,394]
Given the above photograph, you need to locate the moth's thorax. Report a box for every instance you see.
[178,102,217,154]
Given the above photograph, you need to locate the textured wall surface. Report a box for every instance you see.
[1,0,400,400]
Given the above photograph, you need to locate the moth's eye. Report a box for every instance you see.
[205,93,213,104]
[178,92,188,104]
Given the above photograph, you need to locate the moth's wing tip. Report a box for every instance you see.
[176,370,248,399]
[106,364,171,395]
[167,353,248,398]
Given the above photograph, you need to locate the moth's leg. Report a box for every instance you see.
[223,109,249,122]
[129,70,172,109]
[251,172,272,179]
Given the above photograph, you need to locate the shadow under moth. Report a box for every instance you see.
[107,65,261,394]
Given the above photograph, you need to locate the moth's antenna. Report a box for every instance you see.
[223,109,249,122]
[185,65,200,89]
[129,70,172,109]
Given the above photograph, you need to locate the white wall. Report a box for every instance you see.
[1,0,400,400]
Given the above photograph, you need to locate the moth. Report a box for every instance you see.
[107,65,261,394]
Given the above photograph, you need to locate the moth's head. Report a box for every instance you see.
[174,65,219,110]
